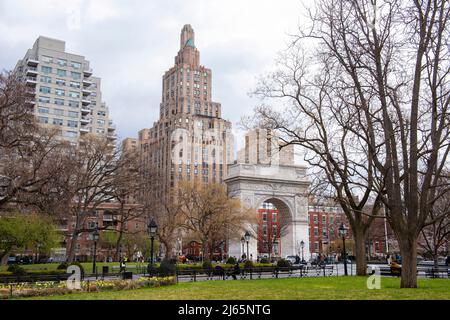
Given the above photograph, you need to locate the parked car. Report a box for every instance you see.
[6,257,17,265]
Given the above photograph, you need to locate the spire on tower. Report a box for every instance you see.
[180,24,195,49]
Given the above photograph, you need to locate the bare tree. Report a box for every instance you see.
[63,135,123,262]
[109,147,147,259]
[0,71,72,215]
[250,0,449,287]
[303,0,449,287]
[248,44,383,275]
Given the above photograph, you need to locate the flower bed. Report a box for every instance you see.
[0,276,176,299]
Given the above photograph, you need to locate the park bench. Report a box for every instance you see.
[302,265,334,277]
[424,267,449,279]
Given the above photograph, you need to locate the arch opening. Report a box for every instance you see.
[256,198,293,259]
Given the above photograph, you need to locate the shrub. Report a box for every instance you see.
[277,259,292,269]
[202,260,213,270]
[7,265,27,276]
[57,262,69,270]
[226,256,237,264]
[158,259,176,276]
[259,257,270,264]
[243,260,254,270]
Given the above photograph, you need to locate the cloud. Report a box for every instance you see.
[0,0,306,143]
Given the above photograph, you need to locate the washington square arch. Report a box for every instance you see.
[224,131,311,262]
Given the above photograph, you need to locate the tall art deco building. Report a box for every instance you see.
[138,25,234,199]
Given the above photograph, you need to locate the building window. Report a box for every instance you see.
[55,89,65,96]
[52,118,63,126]
[54,98,64,106]
[67,120,78,128]
[38,116,48,124]
[70,81,80,88]
[68,100,79,108]
[41,55,52,63]
[313,215,318,224]
[38,96,50,103]
[69,91,80,98]
[39,86,51,94]
[71,71,81,80]
[38,107,49,114]
[41,66,52,74]
[64,131,77,139]
[97,119,105,126]
[53,109,64,116]
[57,59,67,66]
[70,61,81,69]
[56,69,66,77]
[314,227,318,236]
[55,78,65,86]
[68,111,78,118]
[40,76,51,83]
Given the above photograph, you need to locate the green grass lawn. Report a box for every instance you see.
[26,277,450,300]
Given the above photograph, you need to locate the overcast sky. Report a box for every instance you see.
[0,0,308,148]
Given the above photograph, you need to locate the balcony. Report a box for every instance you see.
[83,79,93,87]
[80,117,90,124]
[25,76,37,86]
[25,100,36,106]
[80,127,90,133]
[25,88,36,97]
[81,99,91,106]
[82,88,92,96]
[26,67,38,76]
[81,107,91,114]
[107,125,116,131]
[107,134,116,140]
[83,68,93,77]
[26,59,39,67]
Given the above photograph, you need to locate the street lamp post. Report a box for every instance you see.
[240,237,245,259]
[147,218,158,276]
[244,231,251,261]
[339,223,348,276]
[300,240,305,263]
[92,229,99,277]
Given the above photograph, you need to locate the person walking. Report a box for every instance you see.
[386,254,392,265]
[119,258,126,273]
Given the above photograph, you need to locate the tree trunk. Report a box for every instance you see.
[67,232,79,262]
[353,229,368,276]
[114,230,124,260]
[0,250,10,266]
[433,250,439,270]
[162,240,173,260]
[399,237,418,288]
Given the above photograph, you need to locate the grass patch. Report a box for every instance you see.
[24,277,450,300]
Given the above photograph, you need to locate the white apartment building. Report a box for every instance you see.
[14,36,116,143]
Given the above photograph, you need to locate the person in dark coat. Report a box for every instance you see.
[232,262,241,280]
[446,256,450,267]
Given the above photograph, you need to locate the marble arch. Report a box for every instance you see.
[224,163,311,260]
